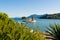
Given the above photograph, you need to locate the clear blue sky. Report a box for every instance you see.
[0,0,60,17]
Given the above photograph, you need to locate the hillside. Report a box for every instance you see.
[28,13,60,19]
[12,13,60,20]
[40,13,60,19]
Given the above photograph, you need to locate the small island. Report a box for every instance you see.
[22,16,36,23]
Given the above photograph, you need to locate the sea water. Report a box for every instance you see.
[14,19,60,32]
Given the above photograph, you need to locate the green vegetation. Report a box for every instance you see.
[40,13,60,19]
[22,16,28,19]
[0,12,46,40]
[47,14,60,19]
[46,24,60,40]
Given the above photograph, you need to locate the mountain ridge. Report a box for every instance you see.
[12,13,60,20]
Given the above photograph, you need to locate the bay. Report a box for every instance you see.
[14,19,60,32]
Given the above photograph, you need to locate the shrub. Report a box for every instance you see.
[46,24,60,40]
[0,12,46,40]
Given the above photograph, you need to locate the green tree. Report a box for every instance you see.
[22,16,28,19]
[32,16,34,21]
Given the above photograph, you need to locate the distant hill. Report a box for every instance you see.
[28,14,49,19]
[39,13,60,19]
[12,13,60,20]
[28,13,60,19]
[10,17,22,22]
[28,14,41,19]
[13,17,22,20]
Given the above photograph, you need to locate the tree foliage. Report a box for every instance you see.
[22,16,28,19]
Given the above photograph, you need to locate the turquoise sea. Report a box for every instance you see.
[14,19,60,32]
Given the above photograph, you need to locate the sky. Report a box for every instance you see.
[0,0,60,17]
